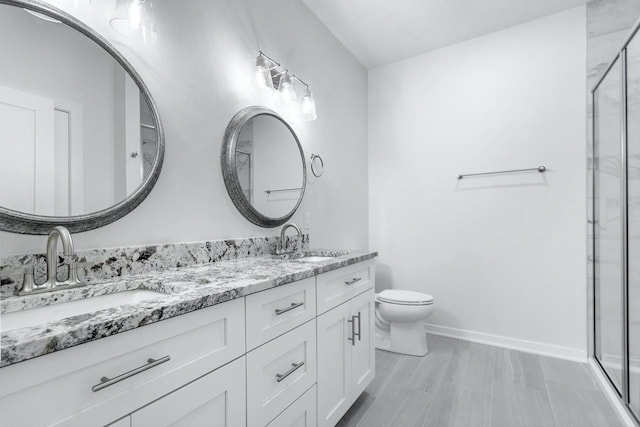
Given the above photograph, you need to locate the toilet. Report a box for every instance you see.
[375,289,434,356]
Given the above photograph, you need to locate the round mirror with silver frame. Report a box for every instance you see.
[0,0,164,235]
[221,106,306,228]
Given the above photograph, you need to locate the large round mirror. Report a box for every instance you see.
[221,107,306,227]
[0,0,164,234]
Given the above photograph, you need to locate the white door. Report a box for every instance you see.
[316,303,352,427]
[0,85,55,214]
[350,290,375,399]
[130,356,246,427]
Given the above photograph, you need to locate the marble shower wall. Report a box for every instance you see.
[0,234,309,298]
[587,0,640,357]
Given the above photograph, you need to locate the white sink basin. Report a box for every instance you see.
[1,289,164,333]
[293,256,334,262]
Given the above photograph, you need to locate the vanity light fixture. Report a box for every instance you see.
[297,78,317,121]
[255,51,277,90]
[278,71,297,103]
[110,0,157,44]
[254,51,318,121]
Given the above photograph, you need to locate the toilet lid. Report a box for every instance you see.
[377,290,433,305]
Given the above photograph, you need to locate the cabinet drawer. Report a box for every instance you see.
[267,385,317,427]
[246,277,316,350]
[247,320,317,427]
[131,356,246,427]
[0,298,245,427]
[316,260,374,314]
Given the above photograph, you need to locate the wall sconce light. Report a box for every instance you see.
[254,51,317,121]
[110,0,157,44]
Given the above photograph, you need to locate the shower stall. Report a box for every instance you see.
[592,20,640,424]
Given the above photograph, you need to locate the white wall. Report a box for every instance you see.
[0,0,369,256]
[369,7,588,359]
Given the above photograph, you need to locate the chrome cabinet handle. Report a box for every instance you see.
[355,311,362,341]
[92,356,170,392]
[348,316,356,346]
[276,361,305,382]
[275,301,304,315]
[345,278,361,286]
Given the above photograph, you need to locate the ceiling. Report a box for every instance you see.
[302,0,588,69]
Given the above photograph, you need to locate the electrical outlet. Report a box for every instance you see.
[304,212,311,230]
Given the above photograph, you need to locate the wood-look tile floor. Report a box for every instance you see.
[337,335,624,427]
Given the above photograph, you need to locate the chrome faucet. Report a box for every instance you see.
[19,226,83,295]
[277,223,302,255]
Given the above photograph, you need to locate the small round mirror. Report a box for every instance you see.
[221,107,306,227]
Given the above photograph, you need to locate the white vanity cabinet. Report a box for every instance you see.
[0,258,376,427]
[316,266,375,427]
[0,298,246,427]
[129,356,246,427]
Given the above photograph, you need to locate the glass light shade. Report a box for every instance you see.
[301,87,317,121]
[110,0,158,44]
[278,72,298,103]
[255,55,273,90]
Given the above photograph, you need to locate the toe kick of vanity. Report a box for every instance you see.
[0,258,376,427]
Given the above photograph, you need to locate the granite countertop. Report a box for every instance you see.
[0,250,377,368]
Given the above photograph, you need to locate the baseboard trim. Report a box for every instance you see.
[588,358,637,427]
[424,323,588,362]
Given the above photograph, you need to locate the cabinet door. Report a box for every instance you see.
[349,290,375,399]
[316,303,352,427]
[130,356,246,427]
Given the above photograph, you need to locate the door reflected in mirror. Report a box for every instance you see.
[0,5,159,217]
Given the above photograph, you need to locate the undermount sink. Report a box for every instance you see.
[1,289,164,333]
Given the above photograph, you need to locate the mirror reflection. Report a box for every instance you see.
[0,5,158,217]
[235,114,304,219]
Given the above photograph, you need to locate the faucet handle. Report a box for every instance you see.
[66,261,82,286]
[19,266,36,294]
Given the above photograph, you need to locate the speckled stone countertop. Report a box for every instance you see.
[0,250,377,367]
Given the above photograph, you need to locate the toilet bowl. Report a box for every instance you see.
[375,289,434,356]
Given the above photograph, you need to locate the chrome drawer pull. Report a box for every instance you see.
[345,278,361,286]
[275,301,304,315]
[355,311,362,341]
[276,361,305,383]
[92,355,171,392]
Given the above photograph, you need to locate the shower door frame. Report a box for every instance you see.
[591,17,640,424]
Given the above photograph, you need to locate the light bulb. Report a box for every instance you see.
[129,0,142,29]
[278,72,297,103]
[255,55,273,90]
[301,87,317,121]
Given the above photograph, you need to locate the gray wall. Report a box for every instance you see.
[0,0,369,256]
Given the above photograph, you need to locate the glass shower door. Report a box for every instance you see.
[594,57,624,394]
[627,34,640,415]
